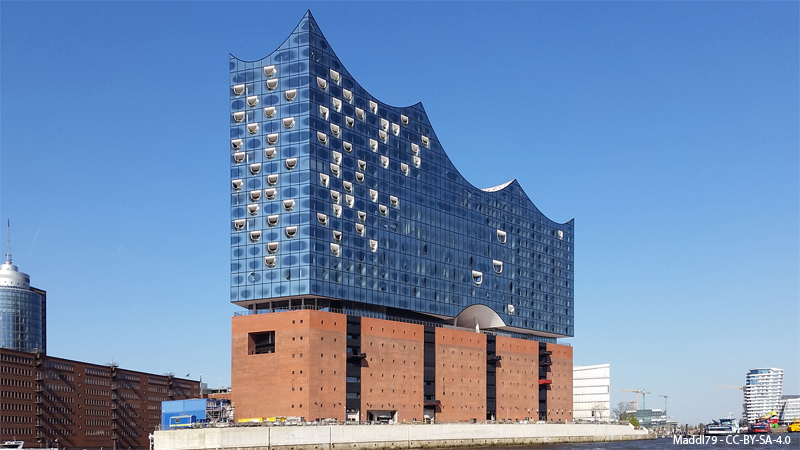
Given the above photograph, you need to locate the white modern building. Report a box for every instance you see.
[573,364,611,422]
[744,368,783,423]
[778,395,800,425]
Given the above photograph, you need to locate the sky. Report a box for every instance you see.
[0,2,797,426]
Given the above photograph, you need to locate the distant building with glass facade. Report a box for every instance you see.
[744,367,783,423]
[229,11,574,340]
[0,244,45,354]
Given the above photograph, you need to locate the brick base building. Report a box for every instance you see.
[0,349,199,450]
[231,309,572,423]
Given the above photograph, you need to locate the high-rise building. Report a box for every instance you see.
[228,11,575,423]
[572,364,611,422]
[744,368,783,423]
[0,224,46,354]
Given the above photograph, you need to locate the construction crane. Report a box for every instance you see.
[718,386,746,418]
[659,395,668,412]
[615,389,651,410]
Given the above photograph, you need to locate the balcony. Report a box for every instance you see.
[346,352,367,361]
[423,399,441,407]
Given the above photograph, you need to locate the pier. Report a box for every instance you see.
[155,423,653,450]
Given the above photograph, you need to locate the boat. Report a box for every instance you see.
[749,422,770,434]
[0,442,56,450]
[787,420,800,433]
[705,415,740,435]
[0,442,23,450]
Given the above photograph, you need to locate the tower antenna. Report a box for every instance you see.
[5,220,11,264]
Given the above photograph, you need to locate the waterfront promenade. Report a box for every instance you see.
[155,423,653,450]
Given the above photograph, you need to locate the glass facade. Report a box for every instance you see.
[0,252,45,353]
[0,287,43,352]
[229,12,574,338]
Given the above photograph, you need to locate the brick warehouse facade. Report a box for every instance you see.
[0,348,199,450]
[231,309,571,423]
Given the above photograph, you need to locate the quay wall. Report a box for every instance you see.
[155,423,653,450]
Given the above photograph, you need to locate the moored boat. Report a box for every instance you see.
[705,415,740,435]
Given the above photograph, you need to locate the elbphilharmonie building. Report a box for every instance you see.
[228,12,575,423]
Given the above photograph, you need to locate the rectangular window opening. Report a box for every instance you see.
[249,331,276,355]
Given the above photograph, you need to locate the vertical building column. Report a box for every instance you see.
[538,342,552,421]
[422,326,437,421]
[345,316,362,421]
[485,335,497,421]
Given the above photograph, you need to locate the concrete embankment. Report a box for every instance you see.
[155,423,654,450]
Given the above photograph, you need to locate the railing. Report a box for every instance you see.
[233,304,567,343]
[158,418,584,431]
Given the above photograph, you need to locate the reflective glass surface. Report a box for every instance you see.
[0,288,44,352]
[230,13,574,337]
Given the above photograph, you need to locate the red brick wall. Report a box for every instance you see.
[434,328,486,423]
[360,318,424,422]
[230,312,574,424]
[231,310,346,421]
[495,336,539,422]
[0,349,198,450]
[546,343,573,422]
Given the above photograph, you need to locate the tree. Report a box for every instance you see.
[591,403,607,419]
[612,401,632,420]
[628,416,640,427]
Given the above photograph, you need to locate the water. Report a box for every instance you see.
[482,434,796,450]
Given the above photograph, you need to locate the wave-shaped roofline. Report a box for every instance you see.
[230,11,427,112]
[230,11,574,227]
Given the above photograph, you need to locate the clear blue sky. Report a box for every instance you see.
[1,2,797,426]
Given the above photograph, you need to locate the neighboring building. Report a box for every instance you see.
[572,364,610,422]
[778,395,800,424]
[161,399,232,429]
[0,230,46,354]
[0,348,200,450]
[228,11,575,424]
[744,368,783,423]
[632,409,667,428]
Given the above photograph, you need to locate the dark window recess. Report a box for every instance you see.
[250,331,275,354]
[345,315,362,417]
[423,326,438,416]
[486,335,497,420]
[538,342,548,422]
